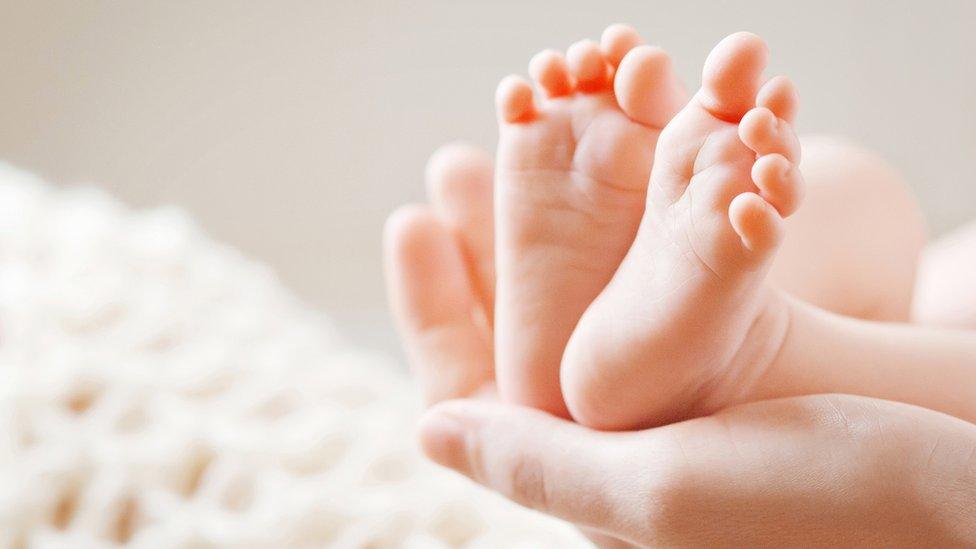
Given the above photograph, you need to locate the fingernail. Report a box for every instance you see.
[417,409,473,476]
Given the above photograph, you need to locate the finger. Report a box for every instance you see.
[383,205,493,403]
[417,399,653,539]
[425,143,496,319]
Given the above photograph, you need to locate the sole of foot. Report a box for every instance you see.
[493,24,686,416]
[562,32,805,430]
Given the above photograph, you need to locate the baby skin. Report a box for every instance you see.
[494,24,685,416]
[558,32,804,428]
[491,31,976,430]
[494,28,803,422]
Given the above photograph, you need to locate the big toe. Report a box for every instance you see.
[615,45,685,128]
[698,32,768,122]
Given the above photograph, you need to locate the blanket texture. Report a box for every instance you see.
[0,164,586,547]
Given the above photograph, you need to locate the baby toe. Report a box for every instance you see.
[615,45,685,128]
[567,39,609,92]
[698,32,769,122]
[496,75,536,123]
[529,49,574,98]
[757,75,799,124]
[728,192,784,257]
[600,23,643,68]
[751,153,804,217]
[739,106,800,160]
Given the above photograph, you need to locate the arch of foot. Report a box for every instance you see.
[0,164,587,547]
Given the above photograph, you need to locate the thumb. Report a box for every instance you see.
[417,399,654,540]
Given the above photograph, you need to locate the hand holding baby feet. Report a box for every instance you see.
[562,32,805,429]
[493,25,686,416]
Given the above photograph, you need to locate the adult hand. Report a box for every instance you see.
[384,145,976,546]
[414,394,976,547]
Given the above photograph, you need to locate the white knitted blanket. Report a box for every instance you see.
[0,164,586,548]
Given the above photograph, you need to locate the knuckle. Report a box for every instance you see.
[503,452,550,512]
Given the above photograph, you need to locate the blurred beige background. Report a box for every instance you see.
[1,1,974,352]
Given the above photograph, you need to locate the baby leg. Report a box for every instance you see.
[913,220,976,329]
[770,136,926,322]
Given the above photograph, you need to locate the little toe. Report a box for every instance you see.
[566,39,609,92]
[615,45,685,128]
[757,75,799,124]
[601,23,643,68]
[751,153,804,217]
[728,192,784,258]
[738,107,800,160]
[496,75,536,123]
[529,49,574,98]
[698,31,769,122]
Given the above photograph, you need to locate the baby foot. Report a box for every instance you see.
[493,25,686,416]
[562,32,805,429]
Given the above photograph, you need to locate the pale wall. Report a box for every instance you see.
[1,1,974,350]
